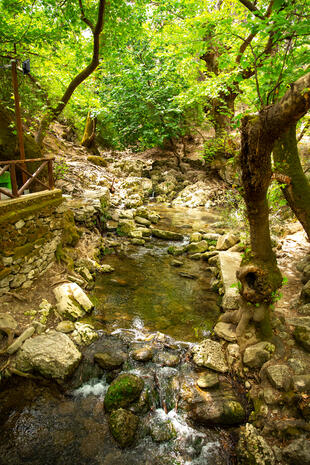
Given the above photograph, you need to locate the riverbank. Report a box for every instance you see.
[0,122,309,465]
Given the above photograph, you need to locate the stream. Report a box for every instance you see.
[0,206,239,465]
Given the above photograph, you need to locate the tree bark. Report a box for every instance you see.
[35,0,106,147]
[228,72,310,337]
[81,111,97,150]
[273,124,310,240]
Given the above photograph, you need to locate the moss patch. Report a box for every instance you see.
[87,155,108,167]
[104,373,144,413]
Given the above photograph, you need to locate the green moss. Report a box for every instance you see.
[0,195,62,226]
[221,400,245,425]
[87,155,108,167]
[108,408,139,448]
[0,267,11,279]
[62,210,80,247]
[55,244,74,269]
[104,373,144,413]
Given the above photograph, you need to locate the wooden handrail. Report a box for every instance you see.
[0,157,55,199]
[0,157,54,165]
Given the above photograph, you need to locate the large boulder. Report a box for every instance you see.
[216,233,239,251]
[243,341,275,368]
[181,378,245,425]
[283,437,310,465]
[192,339,228,373]
[265,365,292,391]
[53,282,93,320]
[109,408,139,448]
[214,322,237,342]
[15,331,82,379]
[152,229,183,241]
[186,240,209,254]
[237,423,275,465]
[104,373,144,413]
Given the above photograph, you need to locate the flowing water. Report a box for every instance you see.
[0,206,238,465]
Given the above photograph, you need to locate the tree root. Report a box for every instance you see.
[219,300,268,338]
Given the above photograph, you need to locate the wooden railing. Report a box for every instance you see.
[0,157,54,199]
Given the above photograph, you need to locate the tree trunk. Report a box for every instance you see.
[273,124,310,240]
[35,0,106,147]
[81,111,97,152]
[240,115,282,301]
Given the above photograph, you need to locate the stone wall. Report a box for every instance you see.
[0,190,63,295]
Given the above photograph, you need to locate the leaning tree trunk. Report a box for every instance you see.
[220,72,310,338]
[273,124,310,240]
[35,0,106,147]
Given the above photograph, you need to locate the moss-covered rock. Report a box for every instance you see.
[62,210,80,247]
[87,155,108,167]
[108,408,139,448]
[104,373,144,413]
[237,423,275,465]
[294,326,310,352]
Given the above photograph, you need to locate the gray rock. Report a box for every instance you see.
[71,322,99,346]
[117,219,136,235]
[237,423,275,465]
[192,339,228,373]
[216,233,239,251]
[190,232,203,243]
[150,415,176,442]
[265,365,292,391]
[94,351,127,369]
[56,320,75,333]
[153,352,180,367]
[292,374,310,393]
[15,330,82,379]
[182,378,245,425]
[218,251,242,311]
[109,408,139,448]
[294,325,310,352]
[152,229,183,241]
[283,437,310,465]
[243,341,275,368]
[131,346,153,362]
[0,312,17,331]
[197,372,219,389]
[186,240,209,254]
[6,326,35,355]
[135,216,151,226]
[53,282,93,320]
[214,322,237,342]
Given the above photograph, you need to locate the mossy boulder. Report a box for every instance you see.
[108,408,139,448]
[294,325,310,352]
[104,373,144,413]
[237,423,275,465]
[87,155,108,167]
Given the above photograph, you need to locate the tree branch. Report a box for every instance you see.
[238,0,264,19]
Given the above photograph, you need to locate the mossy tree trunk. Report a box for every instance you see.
[81,111,98,152]
[227,72,310,338]
[273,124,310,240]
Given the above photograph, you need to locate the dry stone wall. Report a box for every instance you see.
[0,190,63,295]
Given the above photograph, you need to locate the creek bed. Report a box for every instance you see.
[0,206,241,465]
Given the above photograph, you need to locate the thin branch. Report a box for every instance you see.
[238,0,265,19]
[78,0,95,31]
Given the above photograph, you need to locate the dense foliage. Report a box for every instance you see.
[0,0,309,149]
